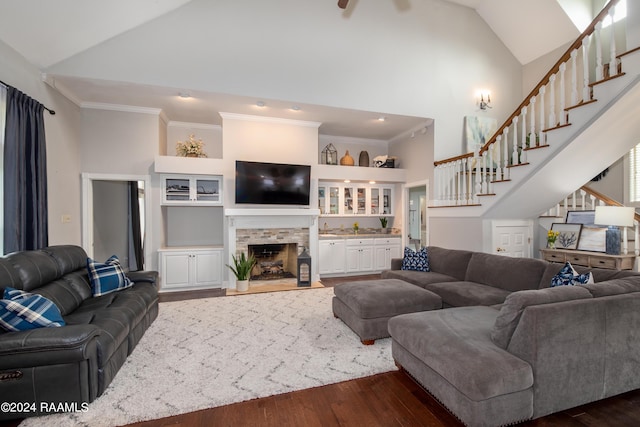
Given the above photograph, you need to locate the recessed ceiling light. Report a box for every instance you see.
[378,116,386,122]
[369,181,376,184]
[291,105,301,111]
[344,179,351,183]
[178,92,191,99]
[256,101,266,107]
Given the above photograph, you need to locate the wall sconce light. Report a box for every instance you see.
[478,91,492,110]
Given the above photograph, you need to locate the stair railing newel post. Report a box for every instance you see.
[580,189,587,210]
[595,21,604,81]
[438,165,444,206]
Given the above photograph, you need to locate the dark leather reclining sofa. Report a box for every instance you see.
[0,245,158,420]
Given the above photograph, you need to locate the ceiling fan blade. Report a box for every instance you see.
[338,0,349,9]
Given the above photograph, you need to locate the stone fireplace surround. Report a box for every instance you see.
[225,209,320,288]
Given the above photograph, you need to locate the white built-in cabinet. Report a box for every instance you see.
[346,239,375,273]
[318,240,346,275]
[373,237,402,270]
[161,174,222,206]
[318,181,393,217]
[158,247,223,291]
[319,236,400,276]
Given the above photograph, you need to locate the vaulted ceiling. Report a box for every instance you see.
[0,0,585,140]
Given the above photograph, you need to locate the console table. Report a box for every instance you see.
[540,248,636,271]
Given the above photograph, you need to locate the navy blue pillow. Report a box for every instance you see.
[550,262,593,287]
[0,287,65,332]
[87,255,133,297]
[401,247,430,272]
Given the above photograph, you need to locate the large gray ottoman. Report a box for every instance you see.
[332,278,442,345]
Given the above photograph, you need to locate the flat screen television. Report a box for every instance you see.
[235,160,311,206]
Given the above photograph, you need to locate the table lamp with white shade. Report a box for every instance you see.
[594,206,635,255]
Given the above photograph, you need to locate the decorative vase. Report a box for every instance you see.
[236,279,249,292]
[186,153,198,158]
[340,150,355,166]
[548,241,555,249]
[358,150,370,167]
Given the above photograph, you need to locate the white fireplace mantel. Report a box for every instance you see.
[224,208,321,287]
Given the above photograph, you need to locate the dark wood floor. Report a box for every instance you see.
[4,274,640,427]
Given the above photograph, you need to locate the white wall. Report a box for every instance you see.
[221,114,320,208]
[47,0,523,162]
[0,39,83,248]
[428,217,484,252]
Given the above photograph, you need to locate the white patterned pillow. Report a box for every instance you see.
[87,255,133,297]
[401,247,430,272]
[550,262,594,287]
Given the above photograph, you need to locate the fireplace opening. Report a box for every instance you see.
[248,243,298,281]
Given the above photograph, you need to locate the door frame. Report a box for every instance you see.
[403,180,429,250]
[81,173,152,267]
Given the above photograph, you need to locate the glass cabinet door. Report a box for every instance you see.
[195,178,220,202]
[370,188,380,215]
[344,187,354,214]
[329,187,340,214]
[355,187,366,215]
[318,186,326,214]
[383,188,392,215]
[165,178,190,201]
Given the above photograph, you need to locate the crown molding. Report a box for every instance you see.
[219,112,321,128]
[167,121,221,130]
[81,102,162,115]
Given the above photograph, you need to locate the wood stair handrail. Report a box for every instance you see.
[434,0,621,167]
[581,185,640,223]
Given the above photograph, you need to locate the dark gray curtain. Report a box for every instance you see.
[4,87,48,253]
[128,181,144,271]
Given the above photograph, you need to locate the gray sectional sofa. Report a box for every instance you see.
[379,246,640,426]
[0,245,158,420]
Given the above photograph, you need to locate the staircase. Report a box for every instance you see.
[430,0,640,221]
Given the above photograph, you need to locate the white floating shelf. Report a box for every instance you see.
[314,164,406,183]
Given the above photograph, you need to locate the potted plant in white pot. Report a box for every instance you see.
[379,217,389,234]
[227,252,257,292]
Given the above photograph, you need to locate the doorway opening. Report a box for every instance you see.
[404,181,428,250]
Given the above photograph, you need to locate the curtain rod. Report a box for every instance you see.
[0,79,56,115]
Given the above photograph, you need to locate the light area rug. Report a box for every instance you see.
[21,287,395,427]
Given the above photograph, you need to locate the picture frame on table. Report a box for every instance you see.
[565,210,607,252]
[550,223,583,250]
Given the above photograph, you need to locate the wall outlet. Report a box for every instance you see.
[61,214,71,224]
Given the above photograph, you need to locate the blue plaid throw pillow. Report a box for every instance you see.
[401,247,430,272]
[87,255,133,297]
[0,287,65,332]
[550,262,593,287]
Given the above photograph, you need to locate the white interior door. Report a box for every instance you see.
[491,221,532,257]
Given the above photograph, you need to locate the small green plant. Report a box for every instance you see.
[226,252,257,281]
[379,217,388,228]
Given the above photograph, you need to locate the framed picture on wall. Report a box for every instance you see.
[550,223,583,250]
[566,210,596,226]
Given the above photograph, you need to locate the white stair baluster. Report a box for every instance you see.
[474,149,481,202]
[595,22,603,81]
[488,146,494,194]
[548,74,556,127]
[608,8,617,78]
[570,50,578,106]
[582,37,591,102]
[635,220,639,256]
[481,151,488,194]
[538,86,546,146]
[457,160,463,205]
[461,158,468,205]
[580,189,586,210]
[559,63,567,125]
[529,96,537,146]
